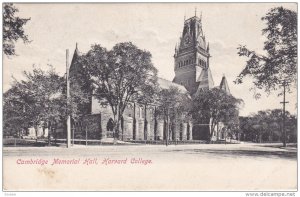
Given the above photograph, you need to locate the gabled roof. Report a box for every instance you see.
[157,77,188,93]
[196,67,214,90]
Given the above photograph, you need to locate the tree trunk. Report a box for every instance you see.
[209,122,215,143]
[154,106,157,140]
[113,104,120,140]
[121,116,124,141]
[48,121,51,146]
[34,122,38,142]
[133,102,136,140]
[144,104,147,141]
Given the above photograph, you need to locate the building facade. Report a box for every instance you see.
[68,14,231,142]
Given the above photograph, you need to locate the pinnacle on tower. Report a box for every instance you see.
[74,42,79,56]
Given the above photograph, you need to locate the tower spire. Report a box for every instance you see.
[200,11,202,20]
[195,7,197,17]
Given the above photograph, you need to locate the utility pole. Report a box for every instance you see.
[280,80,289,147]
[166,107,169,147]
[66,49,71,148]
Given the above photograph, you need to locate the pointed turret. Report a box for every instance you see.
[71,43,79,65]
[219,74,231,94]
[69,42,81,74]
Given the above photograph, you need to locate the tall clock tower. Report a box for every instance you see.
[173,14,213,94]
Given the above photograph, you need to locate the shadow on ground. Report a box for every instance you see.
[166,148,297,160]
[256,143,297,149]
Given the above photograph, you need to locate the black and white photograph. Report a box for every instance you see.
[2,2,298,193]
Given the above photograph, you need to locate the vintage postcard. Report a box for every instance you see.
[2,2,297,193]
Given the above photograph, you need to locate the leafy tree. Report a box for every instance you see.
[3,3,31,56]
[239,116,257,141]
[3,66,88,144]
[189,88,243,141]
[3,86,31,137]
[239,109,296,143]
[156,86,191,140]
[236,7,297,96]
[286,115,297,143]
[134,77,159,140]
[81,42,158,139]
[225,109,240,140]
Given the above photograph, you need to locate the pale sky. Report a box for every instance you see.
[3,3,297,116]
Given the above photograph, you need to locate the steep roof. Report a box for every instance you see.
[157,77,188,93]
[219,75,231,94]
[196,67,214,90]
[69,43,81,72]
